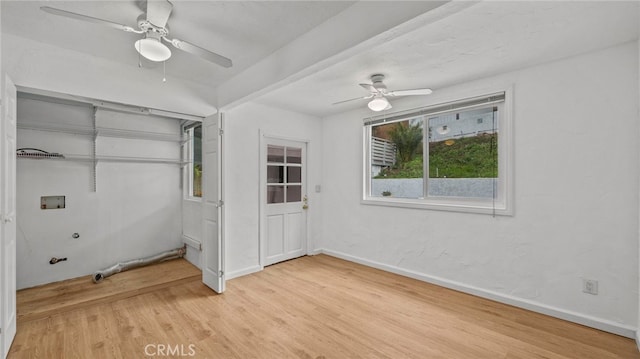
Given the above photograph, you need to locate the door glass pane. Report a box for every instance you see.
[268,145,285,163]
[286,147,302,164]
[267,166,284,183]
[287,166,301,183]
[267,185,285,204]
[286,185,302,203]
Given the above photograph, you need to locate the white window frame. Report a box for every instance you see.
[182,122,202,201]
[362,88,514,216]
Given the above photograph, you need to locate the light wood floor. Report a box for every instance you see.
[8,255,640,358]
[16,258,201,323]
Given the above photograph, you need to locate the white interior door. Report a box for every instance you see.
[263,138,307,266]
[201,113,224,293]
[1,76,17,358]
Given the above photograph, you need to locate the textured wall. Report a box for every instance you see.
[223,103,323,278]
[322,42,639,334]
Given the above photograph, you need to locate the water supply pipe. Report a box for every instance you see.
[92,246,186,283]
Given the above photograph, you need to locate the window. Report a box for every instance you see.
[184,123,202,198]
[363,91,512,215]
[267,145,303,204]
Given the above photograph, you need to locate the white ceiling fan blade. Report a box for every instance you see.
[359,83,379,93]
[164,37,232,68]
[332,94,374,105]
[387,88,433,97]
[40,6,140,33]
[146,0,173,28]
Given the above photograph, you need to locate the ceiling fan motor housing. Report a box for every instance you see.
[370,74,388,93]
[136,14,169,37]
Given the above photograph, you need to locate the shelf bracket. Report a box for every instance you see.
[92,106,98,192]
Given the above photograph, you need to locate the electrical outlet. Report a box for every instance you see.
[583,279,598,295]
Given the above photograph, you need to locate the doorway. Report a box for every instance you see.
[260,136,308,266]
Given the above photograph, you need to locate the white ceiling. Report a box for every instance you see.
[255,1,640,117]
[1,0,355,88]
[2,1,639,118]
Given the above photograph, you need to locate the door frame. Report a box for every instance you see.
[258,131,311,269]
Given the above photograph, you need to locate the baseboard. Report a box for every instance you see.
[226,265,262,280]
[636,330,640,351]
[320,249,636,339]
[308,249,323,256]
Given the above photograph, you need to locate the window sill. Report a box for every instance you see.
[361,196,512,216]
[183,197,203,203]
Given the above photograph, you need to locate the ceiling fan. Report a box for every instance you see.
[40,0,232,68]
[333,74,433,111]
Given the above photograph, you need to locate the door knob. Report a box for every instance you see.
[302,195,308,210]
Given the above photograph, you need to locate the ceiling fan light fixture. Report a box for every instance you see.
[134,37,172,62]
[368,97,392,112]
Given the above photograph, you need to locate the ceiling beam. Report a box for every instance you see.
[216,1,476,111]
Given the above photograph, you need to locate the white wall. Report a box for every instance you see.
[182,199,202,269]
[321,42,639,336]
[2,34,217,117]
[223,102,323,278]
[16,97,183,289]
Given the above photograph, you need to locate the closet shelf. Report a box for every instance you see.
[18,122,94,136]
[17,152,189,165]
[96,128,184,142]
[18,121,186,143]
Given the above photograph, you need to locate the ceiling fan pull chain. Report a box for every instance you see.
[138,37,142,68]
[163,61,167,83]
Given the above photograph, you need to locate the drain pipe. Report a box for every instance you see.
[93,246,186,283]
